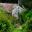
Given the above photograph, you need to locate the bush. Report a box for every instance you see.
[0,5,32,32]
[0,7,17,32]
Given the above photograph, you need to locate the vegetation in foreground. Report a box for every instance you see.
[0,6,32,32]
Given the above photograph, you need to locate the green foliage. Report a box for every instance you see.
[22,10,32,21]
[0,7,17,32]
[18,10,32,32]
[0,6,32,32]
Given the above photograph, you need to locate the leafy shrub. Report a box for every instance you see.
[18,10,32,32]
[0,7,17,32]
[0,6,32,32]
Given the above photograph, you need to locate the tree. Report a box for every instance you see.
[18,0,32,9]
